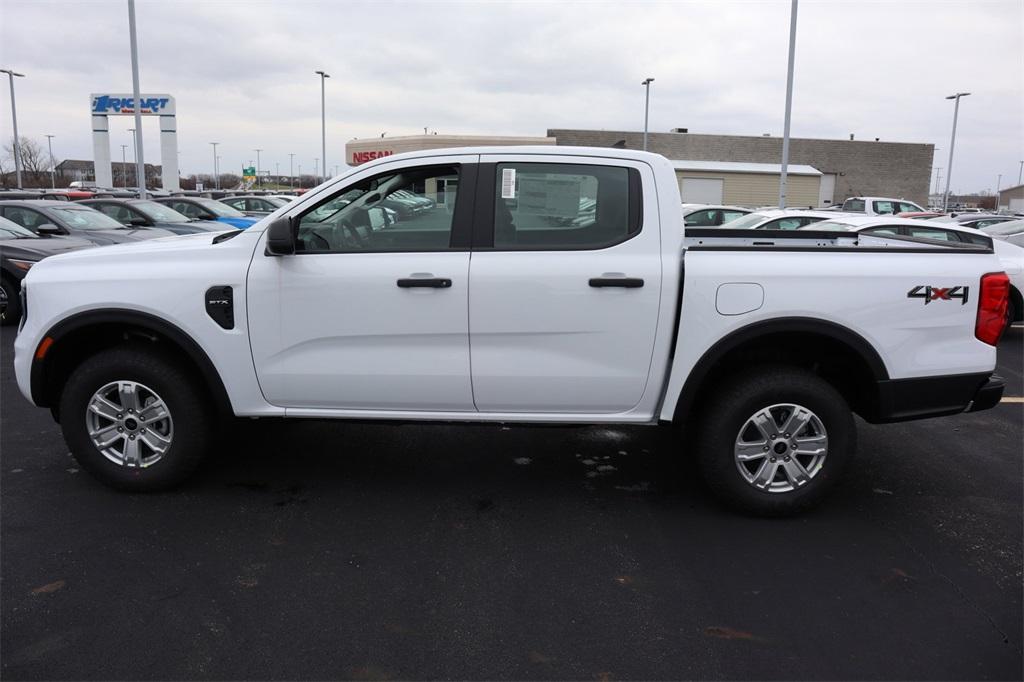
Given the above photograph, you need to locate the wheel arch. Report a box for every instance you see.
[30,309,233,420]
[1009,283,1023,322]
[672,317,889,426]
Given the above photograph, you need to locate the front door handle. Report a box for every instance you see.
[397,277,452,288]
[589,277,644,288]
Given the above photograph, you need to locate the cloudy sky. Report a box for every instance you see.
[1,0,1021,192]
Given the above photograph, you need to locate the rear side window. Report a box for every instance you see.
[906,226,956,241]
[898,201,922,213]
[767,217,805,230]
[494,163,638,249]
[684,209,719,226]
[720,209,747,224]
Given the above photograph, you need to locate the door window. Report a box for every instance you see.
[2,207,48,231]
[296,164,460,253]
[719,210,747,225]
[493,163,637,249]
[898,201,922,213]
[862,226,900,236]
[95,204,132,223]
[684,209,718,226]
[843,199,866,212]
[172,201,202,218]
[767,217,805,230]
[873,200,896,214]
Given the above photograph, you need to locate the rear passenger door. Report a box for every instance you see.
[468,156,662,414]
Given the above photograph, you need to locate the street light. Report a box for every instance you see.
[127,0,146,197]
[289,153,295,189]
[128,128,137,186]
[1018,160,1023,185]
[942,92,970,211]
[995,173,1002,211]
[315,70,330,182]
[210,142,219,189]
[932,166,942,197]
[0,68,25,188]
[314,158,319,184]
[275,162,279,185]
[120,144,128,187]
[778,0,799,208]
[641,78,654,151]
[44,134,56,189]
[254,148,262,188]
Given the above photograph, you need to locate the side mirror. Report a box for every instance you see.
[37,223,62,236]
[266,216,295,256]
[129,217,150,227]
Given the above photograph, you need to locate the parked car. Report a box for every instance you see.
[79,198,233,235]
[13,147,1009,516]
[682,204,751,226]
[980,219,1024,248]
[268,195,298,203]
[0,200,176,245]
[218,195,289,216]
[0,216,95,325]
[0,189,71,201]
[934,214,1018,230]
[841,197,924,215]
[154,197,259,229]
[718,209,837,230]
[897,211,946,220]
[807,215,1023,322]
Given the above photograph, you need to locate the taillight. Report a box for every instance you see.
[975,272,1010,346]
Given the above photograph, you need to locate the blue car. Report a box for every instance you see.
[155,197,260,229]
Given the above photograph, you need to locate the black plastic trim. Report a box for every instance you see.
[589,277,643,288]
[871,372,994,423]
[30,309,233,415]
[968,375,1005,413]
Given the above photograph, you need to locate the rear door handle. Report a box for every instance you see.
[397,277,452,288]
[589,277,644,288]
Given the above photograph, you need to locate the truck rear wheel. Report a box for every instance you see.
[59,347,212,491]
[695,365,855,515]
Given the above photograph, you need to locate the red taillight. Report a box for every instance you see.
[975,272,1010,346]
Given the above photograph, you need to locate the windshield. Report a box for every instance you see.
[0,216,38,239]
[195,198,245,217]
[981,219,1024,236]
[133,200,190,223]
[807,220,855,232]
[51,207,126,230]
[720,212,771,229]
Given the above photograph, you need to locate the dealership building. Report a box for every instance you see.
[346,129,933,208]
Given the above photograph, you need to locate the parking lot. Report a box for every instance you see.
[0,323,1019,680]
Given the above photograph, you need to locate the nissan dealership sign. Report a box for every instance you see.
[351,149,395,165]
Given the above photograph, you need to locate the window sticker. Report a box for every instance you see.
[501,168,517,199]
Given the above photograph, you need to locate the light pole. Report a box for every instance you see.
[298,164,302,187]
[127,0,146,197]
[942,92,970,212]
[995,173,1001,211]
[120,144,128,187]
[289,153,294,188]
[0,68,25,188]
[315,70,330,182]
[1018,160,1023,185]
[275,162,279,186]
[209,142,219,189]
[128,128,137,186]
[778,0,799,208]
[254,148,262,189]
[44,134,56,188]
[314,158,319,184]
[641,77,654,151]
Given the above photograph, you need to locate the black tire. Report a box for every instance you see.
[694,365,855,516]
[0,276,21,326]
[59,347,213,491]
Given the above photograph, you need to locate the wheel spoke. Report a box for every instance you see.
[782,406,812,437]
[752,459,779,488]
[735,441,768,461]
[118,382,140,413]
[794,434,828,457]
[88,422,119,440]
[139,401,169,422]
[96,430,124,449]
[781,458,811,486]
[750,409,778,440]
[122,438,141,467]
[140,432,169,455]
[88,396,121,421]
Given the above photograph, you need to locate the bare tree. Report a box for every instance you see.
[3,136,56,188]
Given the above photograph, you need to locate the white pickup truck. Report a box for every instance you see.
[12,147,1011,514]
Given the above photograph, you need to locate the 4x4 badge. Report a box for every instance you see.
[907,285,969,305]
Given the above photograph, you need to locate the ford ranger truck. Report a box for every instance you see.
[12,148,1009,515]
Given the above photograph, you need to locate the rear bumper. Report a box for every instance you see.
[867,372,1003,423]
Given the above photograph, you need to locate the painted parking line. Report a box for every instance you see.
[1001,397,1024,403]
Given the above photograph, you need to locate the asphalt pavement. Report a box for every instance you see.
[2,325,1021,681]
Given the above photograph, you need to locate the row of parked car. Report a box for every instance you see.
[0,191,306,324]
[681,196,1024,323]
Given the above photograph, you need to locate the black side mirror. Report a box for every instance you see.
[129,217,150,227]
[266,216,295,256]
[37,223,63,236]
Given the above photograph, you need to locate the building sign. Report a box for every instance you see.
[90,93,176,116]
[351,150,394,165]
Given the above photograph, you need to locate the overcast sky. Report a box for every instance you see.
[1,0,1022,192]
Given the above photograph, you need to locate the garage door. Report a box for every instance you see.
[681,177,724,204]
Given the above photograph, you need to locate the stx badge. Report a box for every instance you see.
[907,285,969,305]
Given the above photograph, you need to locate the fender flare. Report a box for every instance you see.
[30,308,233,415]
[672,316,889,422]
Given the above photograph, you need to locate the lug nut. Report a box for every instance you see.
[784,432,791,438]
[128,409,134,413]
[791,443,798,449]
[770,434,777,439]
[784,456,791,461]
[140,429,146,434]
[770,457,777,462]
[763,445,769,451]
[117,427,123,432]
[129,435,135,440]
[116,414,123,419]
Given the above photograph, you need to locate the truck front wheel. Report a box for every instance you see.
[695,366,855,515]
[59,347,213,491]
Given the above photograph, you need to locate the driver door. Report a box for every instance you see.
[246,154,478,412]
